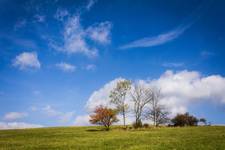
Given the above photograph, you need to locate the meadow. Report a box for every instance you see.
[0,126,225,150]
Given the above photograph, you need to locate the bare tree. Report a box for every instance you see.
[130,82,153,127]
[109,80,131,128]
[146,89,169,127]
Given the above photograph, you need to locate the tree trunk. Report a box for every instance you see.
[122,109,126,128]
[154,109,156,127]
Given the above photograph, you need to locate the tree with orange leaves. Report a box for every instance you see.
[89,105,119,130]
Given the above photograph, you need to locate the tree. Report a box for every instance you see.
[171,113,198,127]
[89,105,118,130]
[130,82,153,128]
[199,118,207,125]
[146,89,169,127]
[109,80,131,128]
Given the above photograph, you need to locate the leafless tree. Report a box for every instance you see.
[130,82,153,127]
[146,89,169,126]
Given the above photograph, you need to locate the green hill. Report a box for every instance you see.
[0,126,225,150]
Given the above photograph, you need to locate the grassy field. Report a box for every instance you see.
[0,126,225,150]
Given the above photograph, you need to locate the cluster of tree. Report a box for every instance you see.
[89,80,169,130]
[171,113,207,126]
[89,80,208,130]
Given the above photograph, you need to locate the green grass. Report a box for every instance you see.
[0,126,225,150]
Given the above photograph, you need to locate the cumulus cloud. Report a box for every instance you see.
[74,114,134,126]
[13,52,41,70]
[0,122,43,130]
[151,70,225,115]
[85,70,225,119]
[56,62,76,72]
[74,115,91,126]
[3,112,28,121]
[86,78,126,112]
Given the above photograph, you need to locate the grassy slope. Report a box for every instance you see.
[0,126,225,150]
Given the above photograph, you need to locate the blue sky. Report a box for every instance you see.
[0,0,225,128]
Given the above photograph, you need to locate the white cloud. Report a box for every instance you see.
[13,52,41,70]
[52,16,98,57]
[50,10,112,58]
[73,114,134,126]
[54,8,69,21]
[42,105,75,123]
[85,64,96,71]
[3,112,28,121]
[86,78,126,112]
[162,62,184,68]
[74,115,91,126]
[0,122,43,130]
[151,70,225,115]
[120,24,190,49]
[86,70,225,117]
[86,21,112,44]
[56,62,76,72]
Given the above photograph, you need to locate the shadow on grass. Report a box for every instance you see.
[86,128,108,132]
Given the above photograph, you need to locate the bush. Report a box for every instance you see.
[132,120,142,129]
[171,113,198,127]
[143,123,149,128]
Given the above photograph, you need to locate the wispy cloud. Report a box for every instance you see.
[120,24,191,49]
[0,122,43,130]
[86,0,97,11]
[162,62,184,68]
[86,21,112,44]
[85,64,96,71]
[56,62,76,72]
[3,112,28,121]
[54,8,69,21]
[201,50,214,58]
[42,105,75,123]
[49,14,112,57]
[33,14,45,23]
[119,0,213,50]
[14,19,27,30]
[49,0,111,58]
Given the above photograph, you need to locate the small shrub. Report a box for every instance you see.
[143,123,149,128]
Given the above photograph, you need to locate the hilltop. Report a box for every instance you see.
[0,126,225,150]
